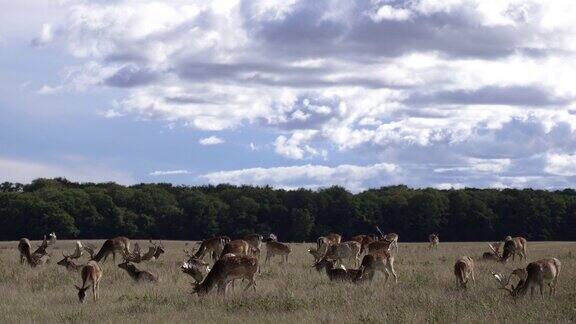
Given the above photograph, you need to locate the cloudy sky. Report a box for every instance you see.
[2,0,576,191]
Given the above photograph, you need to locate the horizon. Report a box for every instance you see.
[3,1,576,192]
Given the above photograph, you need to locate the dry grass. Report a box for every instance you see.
[0,240,575,323]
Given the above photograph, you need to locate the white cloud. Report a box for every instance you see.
[369,5,412,22]
[200,163,399,192]
[274,130,326,160]
[149,170,190,176]
[545,154,576,176]
[31,23,54,47]
[199,136,224,145]
[0,156,133,184]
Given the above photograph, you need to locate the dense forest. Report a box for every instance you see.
[1,178,575,242]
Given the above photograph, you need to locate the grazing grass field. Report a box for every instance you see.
[0,240,575,323]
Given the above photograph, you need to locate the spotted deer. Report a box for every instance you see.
[91,237,130,263]
[324,241,361,267]
[192,255,258,297]
[492,258,561,298]
[264,240,291,264]
[375,226,399,255]
[74,261,102,303]
[219,240,250,259]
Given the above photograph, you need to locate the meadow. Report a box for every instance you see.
[0,240,575,323]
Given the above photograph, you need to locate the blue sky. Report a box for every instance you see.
[2,0,576,191]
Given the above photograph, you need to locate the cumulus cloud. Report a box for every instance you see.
[199,136,224,145]
[29,0,576,188]
[31,23,54,47]
[200,163,399,192]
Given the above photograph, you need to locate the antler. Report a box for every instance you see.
[375,225,385,238]
[488,243,500,257]
[491,271,513,292]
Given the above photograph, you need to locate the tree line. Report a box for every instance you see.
[1,178,575,242]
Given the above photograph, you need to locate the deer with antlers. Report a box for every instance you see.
[91,237,130,263]
[492,258,561,298]
[454,256,475,288]
[429,234,439,249]
[57,253,84,273]
[181,257,211,284]
[18,236,50,267]
[123,240,165,263]
[192,255,258,297]
[375,226,399,255]
[74,261,102,303]
[489,237,528,262]
[314,257,363,282]
[193,236,230,263]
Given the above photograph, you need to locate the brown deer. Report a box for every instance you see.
[454,256,475,288]
[242,234,263,250]
[492,258,561,298]
[489,237,528,262]
[358,252,397,284]
[118,261,159,283]
[429,234,439,249]
[57,253,83,273]
[314,257,362,282]
[264,240,291,264]
[375,226,399,255]
[194,236,229,262]
[351,234,377,254]
[219,240,250,259]
[74,261,102,303]
[91,237,130,263]
[366,239,392,255]
[192,255,258,297]
[18,236,50,267]
[324,241,361,266]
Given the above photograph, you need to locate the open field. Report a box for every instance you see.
[0,240,575,323]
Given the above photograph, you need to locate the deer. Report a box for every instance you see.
[192,255,258,297]
[313,257,362,282]
[57,253,84,273]
[351,234,377,254]
[18,236,50,267]
[194,236,229,262]
[324,241,361,267]
[366,239,392,256]
[375,226,399,255]
[492,258,561,298]
[482,242,502,261]
[123,240,165,263]
[181,257,211,284]
[219,240,250,259]
[91,237,130,263]
[317,233,342,257]
[429,234,439,249]
[118,261,159,283]
[489,237,528,262]
[454,256,475,288]
[358,251,397,284]
[242,234,263,250]
[74,260,102,303]
[307,246,324,263]
[264,240,291,264]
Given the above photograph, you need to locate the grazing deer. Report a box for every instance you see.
[454,256,475,288]
[314,257,362,282]
[325,241,361,266]
[375,226,399,255]
[429,234,439,249]
[307,246,324,262]
[264,240,291,264]
[489,237,528,262]
[74,261,102,303]
[492,258,561,298]
[359,252,398,284]
[118,261,159,283]
[192,255,258,297]
[194,237,229,262]
[18,236,50,267]
[219,240,250,259]
[57,254,83,273]
[182,257,211,284]
[351,234,377,254]
[91,237,130,263]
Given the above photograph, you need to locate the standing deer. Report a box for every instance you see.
[317,233,342,254]
[375,226,399,255]
[242,234,263,250]
[351,234,377,254]
[314,257,363,282]
[489,237,528,262]
[74,261,102,303]
[454,256,475,288]
[264,240,291,264]
[358,251,397,284]
[324,241,361,267]
[18,236,50,267]
[118,262,159,283]
[429,234,439,249]
[492,258,561,298]
[219,240,250,259]
[91,237,130,263]
[195,237,229,262]
[192,255,258,297]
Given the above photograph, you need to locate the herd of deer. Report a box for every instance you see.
[15,228,562,303]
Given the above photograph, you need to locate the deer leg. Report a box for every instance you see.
[113,252,116,263]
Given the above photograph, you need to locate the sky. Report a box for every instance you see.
[1,0,576,192]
